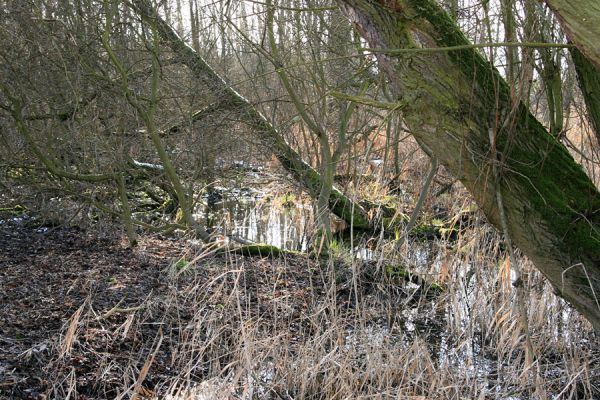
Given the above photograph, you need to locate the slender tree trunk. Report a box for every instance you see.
[117,173,137,246]
[519,0,537,104]
[189,0,200,53]
[337,0,600,330]
[534,9,564,138]
[175,0,183,37]
[501,0,517,86]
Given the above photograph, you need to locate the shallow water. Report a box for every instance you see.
[191,195,578,398]
[194,191,416,260]
[4,198,594,398]
[196,194,314,251]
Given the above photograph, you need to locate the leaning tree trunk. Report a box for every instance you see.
[337,0,600,330]
[129,0,370,229]
[544,0,600,69]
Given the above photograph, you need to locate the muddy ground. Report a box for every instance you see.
[3,211,598,400]
[0,215,430,399]
[0,216,186,398]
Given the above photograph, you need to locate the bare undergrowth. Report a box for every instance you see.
[35,227,599,399]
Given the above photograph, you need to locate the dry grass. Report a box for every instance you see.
[43,222,599,399]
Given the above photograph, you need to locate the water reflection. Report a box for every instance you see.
[196,195,313,251]
[197,194,421,259]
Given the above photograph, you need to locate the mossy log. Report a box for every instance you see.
[338,0,600,330]
[225,243,300,258]
[0,204,26,216]
[223,243,443,294]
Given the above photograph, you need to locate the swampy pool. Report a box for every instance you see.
[197,190,314,251]
[188,191,599,399]
[194,188,429,261]
[2,191,598,399]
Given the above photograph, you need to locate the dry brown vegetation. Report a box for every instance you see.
[2,0,600,398]
[1,197,599,399]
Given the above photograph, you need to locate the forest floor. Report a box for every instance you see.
[0,215,438,399]
[0,217,186,399]
[2,208,599,399]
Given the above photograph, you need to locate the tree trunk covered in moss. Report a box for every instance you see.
[571,47,600,146]
[338,0,600,330]
[544,0,600,70]
[129,0,370,229]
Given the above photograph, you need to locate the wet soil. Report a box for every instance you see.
[0,217,421,399]
[0,218,187,398]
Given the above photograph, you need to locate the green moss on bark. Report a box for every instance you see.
[404,0,600,265]
[341,0,600,329]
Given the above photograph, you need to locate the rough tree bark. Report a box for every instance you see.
[544,0,600,69]
[129,0,370,229]
[337,0,600,330]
